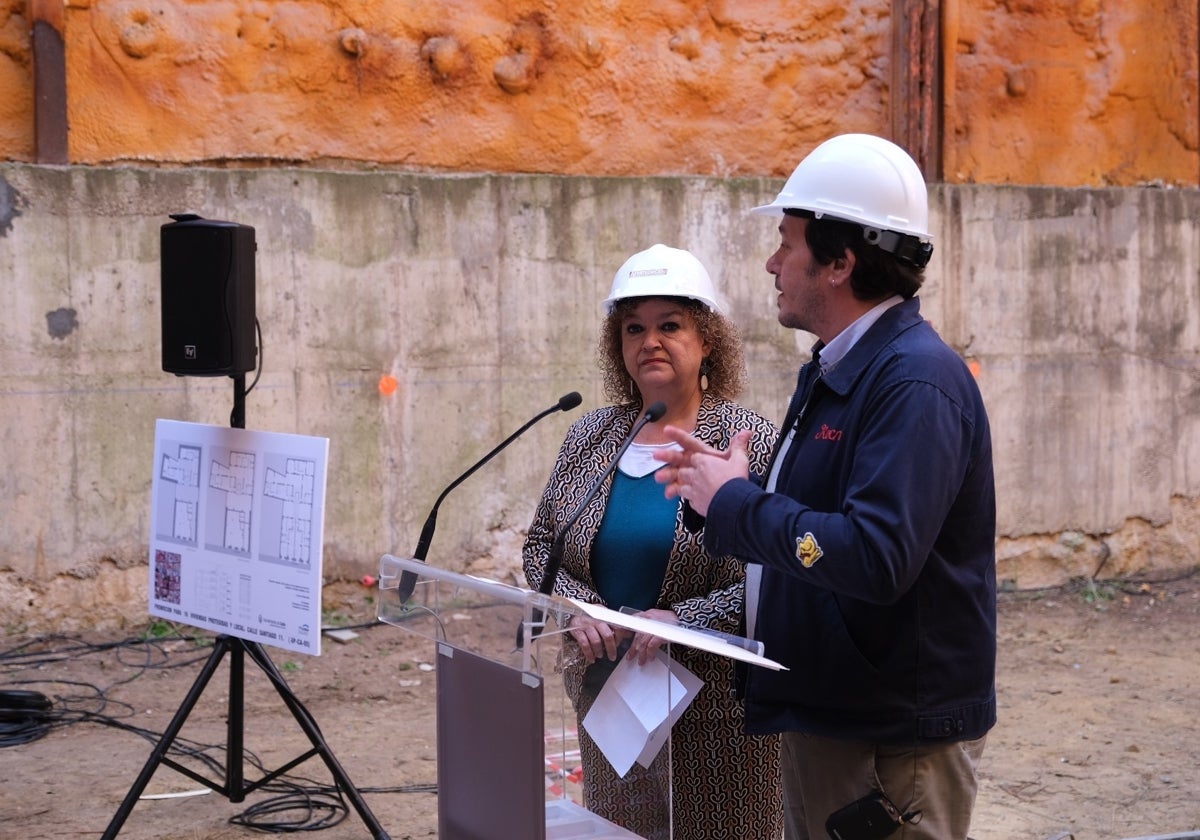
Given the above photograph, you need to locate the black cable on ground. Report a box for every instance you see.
[0,688,54,746]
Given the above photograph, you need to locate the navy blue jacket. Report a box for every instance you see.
[706,298,997,744]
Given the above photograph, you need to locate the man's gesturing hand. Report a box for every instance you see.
[653,426,753,516]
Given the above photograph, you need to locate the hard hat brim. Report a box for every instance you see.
[749,200,785,216]
[603,292,722,315]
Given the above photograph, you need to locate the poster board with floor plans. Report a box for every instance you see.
[149,419,329,655]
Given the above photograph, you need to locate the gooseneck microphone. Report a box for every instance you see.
[537,400,667,596]
[396,390,583,602]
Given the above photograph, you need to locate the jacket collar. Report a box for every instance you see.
[817,296,925,396]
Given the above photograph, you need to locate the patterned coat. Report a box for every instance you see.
[524,394,783,840]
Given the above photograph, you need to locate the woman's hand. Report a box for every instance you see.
[568,613,628,665]
[626,608,679,665]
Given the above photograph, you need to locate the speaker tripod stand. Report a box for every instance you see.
[104,375,389,839]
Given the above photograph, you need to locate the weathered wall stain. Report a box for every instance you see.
[45,306,77,338]
[0,175,21,235]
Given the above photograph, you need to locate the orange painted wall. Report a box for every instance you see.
[0,0,30,154]
[944,0,1198,186]
[2,0,1197,185]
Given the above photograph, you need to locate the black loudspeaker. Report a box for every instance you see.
[160,214,257,376]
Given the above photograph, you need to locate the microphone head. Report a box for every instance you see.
[558,391,583,412]
[644,401,667,422]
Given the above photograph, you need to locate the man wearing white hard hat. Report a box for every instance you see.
[655,135,997,840]
[525,244,783,839]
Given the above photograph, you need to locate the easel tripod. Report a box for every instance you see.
[103,375,390,839]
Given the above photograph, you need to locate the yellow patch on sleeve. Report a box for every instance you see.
[795,532,824,568]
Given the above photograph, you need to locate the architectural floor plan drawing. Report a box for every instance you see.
[148,419,330,656]
[206,447,256,556]
[155,442,202,546]
[261,455,317,568]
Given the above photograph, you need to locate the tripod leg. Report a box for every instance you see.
[102,635,233,840]
[244,641,392,840]
[227,638,246,801]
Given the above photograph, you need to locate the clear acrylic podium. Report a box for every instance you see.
[377,553,781,840]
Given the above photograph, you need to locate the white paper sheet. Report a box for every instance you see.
[568,599,786,670]
[581,649,702,777]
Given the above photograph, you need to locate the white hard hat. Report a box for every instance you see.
[752,133,932,244]
[603,244,722,314]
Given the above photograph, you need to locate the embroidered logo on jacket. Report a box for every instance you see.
[795,532,824,567]
[814,424,843,441]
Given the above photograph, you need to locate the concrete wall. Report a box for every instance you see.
[2,165,1198,632]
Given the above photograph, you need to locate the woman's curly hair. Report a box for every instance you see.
[598,296,747,405]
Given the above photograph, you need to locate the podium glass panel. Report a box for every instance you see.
[378,554,662,840]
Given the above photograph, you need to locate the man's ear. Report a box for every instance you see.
[830,249,855,285]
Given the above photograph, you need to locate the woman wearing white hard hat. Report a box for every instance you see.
[524,244,782,839]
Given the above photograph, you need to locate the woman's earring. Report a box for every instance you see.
[700,359,711,392]
[629,379,636,399]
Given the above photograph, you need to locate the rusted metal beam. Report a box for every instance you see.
[30,0,68,164]
[891,0,942,180]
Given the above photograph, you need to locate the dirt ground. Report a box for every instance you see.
[2,570,1198,840]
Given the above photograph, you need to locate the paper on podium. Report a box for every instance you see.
[567,600,786,670]
[581,649,702,777]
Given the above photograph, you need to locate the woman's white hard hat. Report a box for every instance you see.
[603,244,723,314]
[752,133,932,242]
